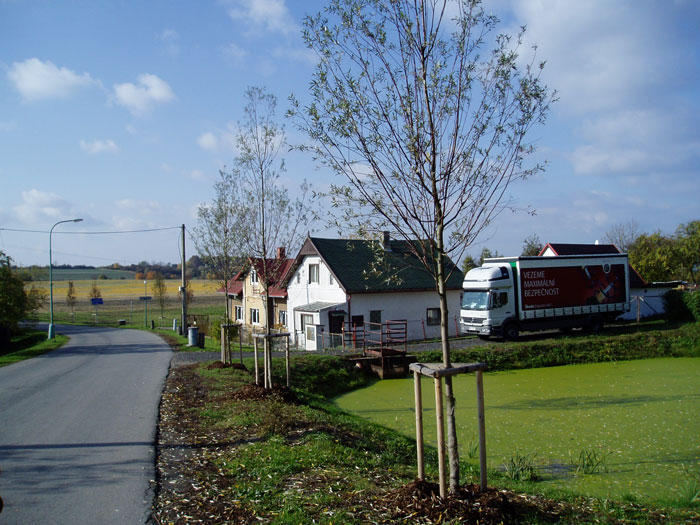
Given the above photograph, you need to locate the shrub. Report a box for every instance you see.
[663,289,692,321]
[682,290,700,322]
[210,317,239,344]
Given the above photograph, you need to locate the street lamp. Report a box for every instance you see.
[48,218,83,339]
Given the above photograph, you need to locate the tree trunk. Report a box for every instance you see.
[433,227,460,492]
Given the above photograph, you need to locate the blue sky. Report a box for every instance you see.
[1,0,699,268]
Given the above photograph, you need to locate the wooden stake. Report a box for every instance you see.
[285,336,290,388]
[263,338,269,389]
[414,370,424,480]
[434,377,446,499]
[476,370,487,492]
[253,337,259,386]
[267,340,273,388]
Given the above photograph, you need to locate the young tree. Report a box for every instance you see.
[66,281,77,320]
[521,234,543,256]
[88,280,102,300]
[151,272,168,324]
[233,86,310,337]
[192,170,248,323]
[292,0,552,491]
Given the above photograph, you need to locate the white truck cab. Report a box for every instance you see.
[460,264,515,338]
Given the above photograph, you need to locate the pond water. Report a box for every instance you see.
[334,357,700,503]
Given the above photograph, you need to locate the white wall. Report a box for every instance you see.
[286,255,346,334]
[349,290,462,341]
[619,287,672,320]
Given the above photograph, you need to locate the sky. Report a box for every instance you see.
[1,0,699,268]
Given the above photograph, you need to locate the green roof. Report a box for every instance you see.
[307,237,464,293]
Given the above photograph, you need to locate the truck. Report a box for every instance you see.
[460,254,630,340]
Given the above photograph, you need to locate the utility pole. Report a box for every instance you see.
[181,224,187,335]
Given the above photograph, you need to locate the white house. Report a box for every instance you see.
[286,235,464,350]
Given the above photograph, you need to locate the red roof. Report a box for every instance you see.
[217,257,294,298]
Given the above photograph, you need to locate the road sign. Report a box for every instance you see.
[90,298,104,305]
[139,296,152,301]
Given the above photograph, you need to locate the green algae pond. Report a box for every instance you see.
[334,357,700,504]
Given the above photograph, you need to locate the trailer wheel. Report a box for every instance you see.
[503,323,519,341]
[586,317,603,334]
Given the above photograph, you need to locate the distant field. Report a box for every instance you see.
[26,268,138,281]
[28,278,220,300]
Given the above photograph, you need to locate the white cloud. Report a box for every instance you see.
[80,139,119,154]
[227,0,297,35]
[13,189,78,225]
[158,29,180,56]
[223,43,248,66]
[188,169,207,180]
[8,58,98,102]
[113,73,175,116]
[196,123,238,152]
[115,199,161,214]
[196,132,219,151]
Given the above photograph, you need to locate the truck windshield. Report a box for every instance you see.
[461,291,489,311]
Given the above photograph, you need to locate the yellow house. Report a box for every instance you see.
[220,248,293,332]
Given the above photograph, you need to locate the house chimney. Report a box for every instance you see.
[276,247,286,259]
[382,231,391,251]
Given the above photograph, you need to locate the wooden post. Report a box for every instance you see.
[221,325,226,363]
[434,376,446,499]
[267,339,273,388]
[414,370,424,480]
[263,338,269,389]
[253,337,259,386]
[476,370,487,492]
[285,336,291,388]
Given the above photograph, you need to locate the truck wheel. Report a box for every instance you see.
[586,317,603,334]
[477,335,490,341]
[503,323,519,341]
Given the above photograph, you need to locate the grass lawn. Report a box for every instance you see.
[0,329,68,367]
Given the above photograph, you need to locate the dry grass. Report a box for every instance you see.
[27,278,219,300]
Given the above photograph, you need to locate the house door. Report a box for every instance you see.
[328,312,344,347]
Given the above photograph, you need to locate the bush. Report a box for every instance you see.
[211,317,239,344]
[663,289,692,321]
[683,290,700,322]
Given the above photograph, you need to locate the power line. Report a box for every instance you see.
[0,226,181,235]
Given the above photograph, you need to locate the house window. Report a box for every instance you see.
[279,310,287,326]
[234,306,243,321]
[369,310,382,330]
[296,272,300,284]
[250,308,260,324]
[308,264,319,284]
[300,313,313,330]
[426,308,441,326]
[329,274,335,285]
[351,315,364,327]
[250,269,259,284]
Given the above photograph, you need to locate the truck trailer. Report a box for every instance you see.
[460,254,630,339]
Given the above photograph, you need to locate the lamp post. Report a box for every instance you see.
[48,218,83,339]
[144,280,148,327]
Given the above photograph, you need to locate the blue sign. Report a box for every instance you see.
[91,298,104,305]
[139,296,152,301]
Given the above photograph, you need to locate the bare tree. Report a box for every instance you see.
[192,170,248,323]
[151,272,168,326]
[292,0,552,492]
[233,86,310,338]
[603,220,640,253]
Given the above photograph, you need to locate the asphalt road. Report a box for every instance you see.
[0,325,172,524]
